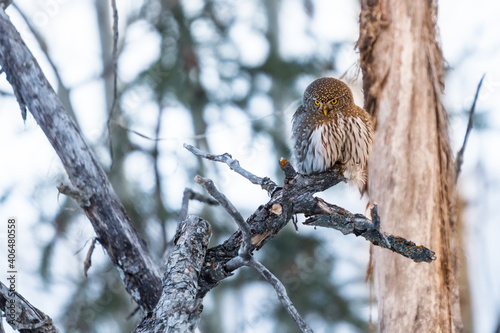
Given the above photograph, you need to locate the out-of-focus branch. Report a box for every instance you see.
[12,3,79,124]
[134,216,211,333]
[0,8,161,312]
[107,0,119,165]
[0,281,60,333]
[455,74,485,182]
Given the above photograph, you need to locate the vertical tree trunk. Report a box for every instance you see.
[357,0,462,331]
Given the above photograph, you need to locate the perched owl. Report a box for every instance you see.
[292,77,373,191]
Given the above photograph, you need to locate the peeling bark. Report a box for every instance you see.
[134,216,211,333]
[358,0,462,331]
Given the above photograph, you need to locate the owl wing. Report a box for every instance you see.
[342,106,373,166]
[291,105,310,165]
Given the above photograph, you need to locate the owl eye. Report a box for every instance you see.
[314,100,320,106]
[331,99,338,105]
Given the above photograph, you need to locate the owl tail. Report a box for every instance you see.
[343,162,367,197]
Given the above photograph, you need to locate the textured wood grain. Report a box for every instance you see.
[358,0,461,331]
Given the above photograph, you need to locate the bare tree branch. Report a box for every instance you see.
[134,216,211,333]
[184,144,278,194]
[0,8,161,312]
[303,201,435,262]
[455,74,485,181]
[83,237,98,277]
[0,281,60,333]
[194,176,253,257]
[194,175,313,332]
[246,258,313,333]
[107,0,119,165]
[183,145,436,300]
[179,188,218,224]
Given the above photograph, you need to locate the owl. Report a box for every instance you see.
[292,77,373,191]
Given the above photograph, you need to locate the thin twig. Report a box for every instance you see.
[455,74,485,181]
[194,176,253,257]
[107,0,119,166]
[83,237,98,277]
[184,143,278,194]
[194,176,312,332]
[112,120,164,141]
[179,187,219,223]
[247,258,314,333]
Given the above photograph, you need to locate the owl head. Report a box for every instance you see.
[303,77,354,116]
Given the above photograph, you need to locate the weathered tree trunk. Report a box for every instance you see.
[358,0,462,331]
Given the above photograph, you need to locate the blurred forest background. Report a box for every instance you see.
[0,0,499,332]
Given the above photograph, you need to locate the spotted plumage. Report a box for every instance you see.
[292,77,374,191]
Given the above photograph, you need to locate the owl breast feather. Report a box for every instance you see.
[293,112,370,185]
[297,120,345,174]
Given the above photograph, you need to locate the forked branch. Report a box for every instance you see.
[183,145,436,332]
[186,145,435,298]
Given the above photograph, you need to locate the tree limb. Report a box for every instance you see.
[194,175,312,332]
[179,188,218,223]
[0,281,60,333]
[302,201,435,262]
[107,0,119,165]
[246,258,313,333]
[455,74,485,182]
[184,144,278,194]
[134,216,211,333]
[0,8,161,312]
[183,146,436,300]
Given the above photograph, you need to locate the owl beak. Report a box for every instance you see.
[323,107,329,116]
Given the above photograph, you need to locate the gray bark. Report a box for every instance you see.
[185,146,435,300]
[134,216,211,333]
[0,8,162,312]
[0,282,60,333]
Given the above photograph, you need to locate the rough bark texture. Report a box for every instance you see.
[0,8,161,312]
[134,216,211,333]
[358,0,461,331]
[0,282,60,333]
[185,149,435,300]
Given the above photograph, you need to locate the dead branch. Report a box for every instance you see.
[107,0,119,165]
[246,258,313,333]
[134,216,211,333]
[0,281,60,333]
[455,74,485,182]
[179,188,218,223]
[194,174,312,332]
[83,237,98,277]
[0,8,161,312]
[183,146,436,300]
[184,144,278,194]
